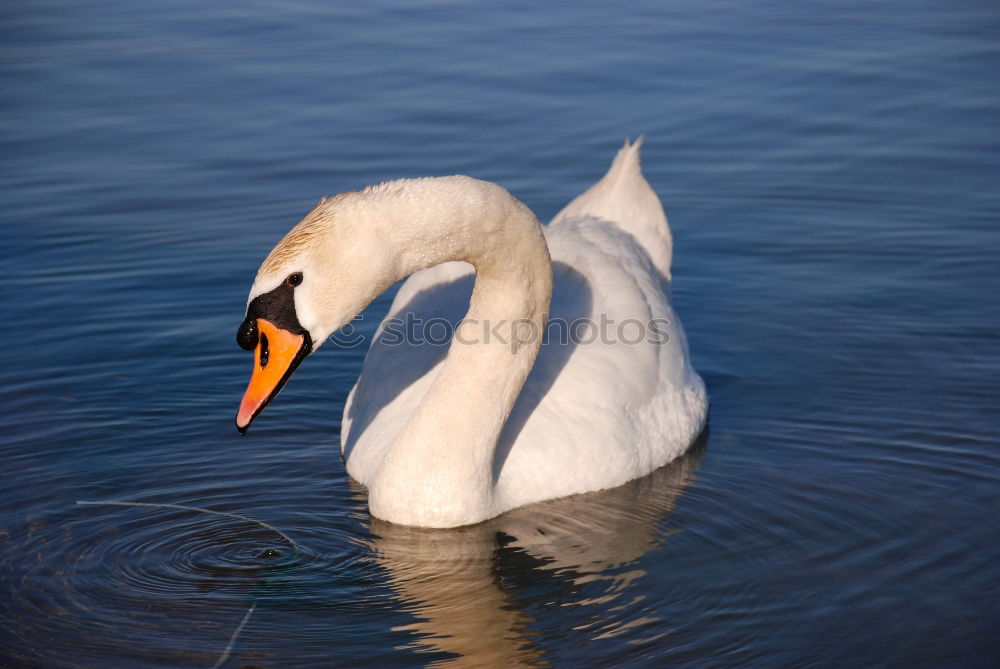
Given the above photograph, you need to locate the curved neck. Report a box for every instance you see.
[356,177,553,527]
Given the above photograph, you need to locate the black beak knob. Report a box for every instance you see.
[237,316,259,350]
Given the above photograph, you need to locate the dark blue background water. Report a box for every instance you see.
[2,1,998,666]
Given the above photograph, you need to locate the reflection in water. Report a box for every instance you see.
[366,435,706,666]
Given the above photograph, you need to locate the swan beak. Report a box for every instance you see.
[236,318,310,434]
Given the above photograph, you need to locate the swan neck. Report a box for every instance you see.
[365,177,552,527]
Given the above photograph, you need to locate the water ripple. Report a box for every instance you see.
[2,500,322,666]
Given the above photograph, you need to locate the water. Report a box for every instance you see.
[2,0,998,666]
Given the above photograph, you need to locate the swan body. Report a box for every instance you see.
[237,139,707,528]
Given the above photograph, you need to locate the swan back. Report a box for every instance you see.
[551,137,673,280]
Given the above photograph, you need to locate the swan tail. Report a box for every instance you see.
[551,137,673,279]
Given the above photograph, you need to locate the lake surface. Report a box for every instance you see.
[2,1,998,666]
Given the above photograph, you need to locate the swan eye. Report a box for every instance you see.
[287,272,303,287]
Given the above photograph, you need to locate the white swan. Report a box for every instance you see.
[235,138,707,528]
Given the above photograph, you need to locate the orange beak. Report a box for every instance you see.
[236,318,310,433]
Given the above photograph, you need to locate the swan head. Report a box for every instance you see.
[234,193,399,433]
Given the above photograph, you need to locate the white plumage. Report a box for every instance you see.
[334,139,707,526]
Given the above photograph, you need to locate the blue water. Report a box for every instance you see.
[3,1,999,666]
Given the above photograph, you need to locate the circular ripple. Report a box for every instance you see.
[1,500,328,666]
[70,502,304,602]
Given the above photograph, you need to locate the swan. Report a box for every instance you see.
[235,138,707,528]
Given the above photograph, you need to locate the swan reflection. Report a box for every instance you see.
[364,436,705,666]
